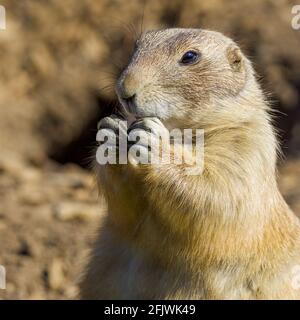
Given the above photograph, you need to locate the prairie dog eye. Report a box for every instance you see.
[180,50,200,65]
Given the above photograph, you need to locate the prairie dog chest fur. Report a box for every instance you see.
[80,28,300,300]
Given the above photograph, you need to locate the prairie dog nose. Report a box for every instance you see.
[116,73,138,100]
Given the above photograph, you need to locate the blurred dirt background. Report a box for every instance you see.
[0,0,299,299]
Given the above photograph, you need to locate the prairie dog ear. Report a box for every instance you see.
[226,44,243,72]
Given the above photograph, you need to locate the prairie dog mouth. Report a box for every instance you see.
[117,98,137,124]
[119,97,136,114]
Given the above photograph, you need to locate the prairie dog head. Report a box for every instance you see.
[116,28,262,128]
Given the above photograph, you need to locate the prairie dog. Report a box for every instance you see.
[80,28,300,299]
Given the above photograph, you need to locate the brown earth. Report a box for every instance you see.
[0,0,299,299]
[0,158,104,299]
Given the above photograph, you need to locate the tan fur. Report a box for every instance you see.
[79,29,300,299]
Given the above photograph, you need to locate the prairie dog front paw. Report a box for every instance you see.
[97,114,127,138]
[127,117,170,166]
[96,114,127,164]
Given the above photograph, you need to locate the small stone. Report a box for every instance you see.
[20,188,46,206]
[20,167,42,182]
[47,259,65,291]
[0,221,6,231]
[65,285,79,299]
[54,202,103,222]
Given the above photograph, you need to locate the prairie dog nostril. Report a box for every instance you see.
[123,93,136,103]
[116,73,138,100]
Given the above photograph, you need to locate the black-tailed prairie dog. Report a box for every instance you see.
[79,28,300,299]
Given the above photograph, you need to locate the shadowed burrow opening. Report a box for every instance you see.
[272,80,300,159]
[50,95,117,169]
